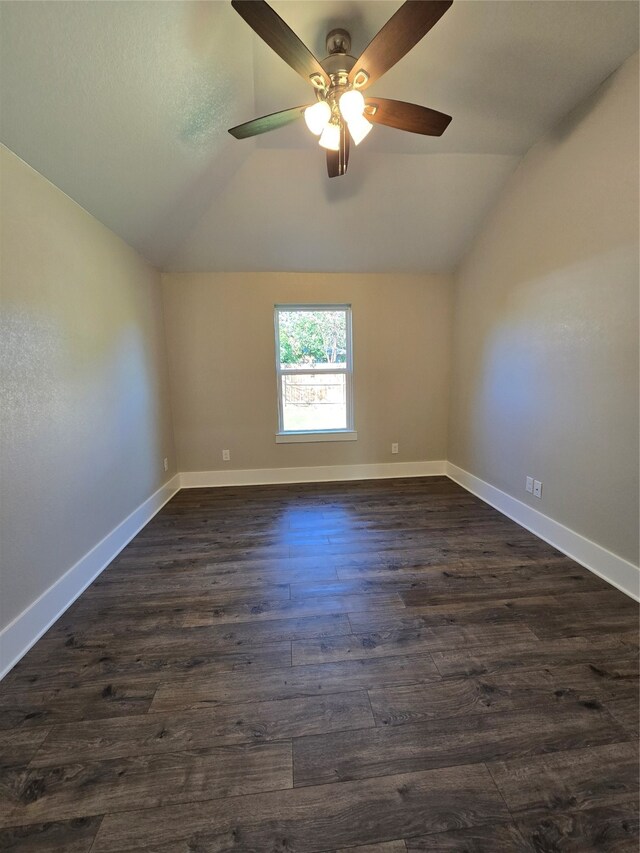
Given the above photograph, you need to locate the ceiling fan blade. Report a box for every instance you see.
[228,105,310,139]
[365,98,451,136]
[349,0,453,90]
[327,124,350,178]
[231,0,329,88]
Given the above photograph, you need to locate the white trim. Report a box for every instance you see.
[279,368,348,375]
[274,303,352,312]
[275,430,358,444]
[446,462,640,603]
[0,475,180,681]
[180,460,447,489]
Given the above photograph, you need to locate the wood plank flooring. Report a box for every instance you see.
[0,476,638,851]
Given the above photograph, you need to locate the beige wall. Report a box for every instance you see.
[0,146,176,631]
[161,272,452,472]
[448,53,639,565]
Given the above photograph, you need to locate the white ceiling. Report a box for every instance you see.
[1,1,637,272]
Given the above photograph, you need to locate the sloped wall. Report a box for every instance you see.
[0,146,176,635]
[448,53,639,566]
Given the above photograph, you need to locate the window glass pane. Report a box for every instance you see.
[281,373,347,431]
[278,310,348,370]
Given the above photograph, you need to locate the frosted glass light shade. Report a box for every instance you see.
[339,89,365,123]
[347,113,372,145]
[304,101,331,135]
[319,122,341,151]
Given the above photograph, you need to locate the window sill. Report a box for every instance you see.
[275,430,358,444]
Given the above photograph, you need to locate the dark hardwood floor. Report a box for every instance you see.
[1,476,638,851]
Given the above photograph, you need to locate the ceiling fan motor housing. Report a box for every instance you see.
[318,29,357,118]
[322,28,356,82]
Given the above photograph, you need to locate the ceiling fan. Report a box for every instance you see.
[228,0,453,177]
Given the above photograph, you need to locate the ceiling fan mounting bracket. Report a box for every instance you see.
[352,70,370,89]
[309,72,327,91]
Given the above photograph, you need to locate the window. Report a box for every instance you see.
[274,304,356,443]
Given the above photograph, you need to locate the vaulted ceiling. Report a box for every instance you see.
[1,1,637,272]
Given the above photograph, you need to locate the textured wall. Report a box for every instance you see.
[161,272,452,472]
[0,146,176,630]
[448,53,639,565]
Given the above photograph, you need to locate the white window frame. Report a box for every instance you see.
[274,304,356,443]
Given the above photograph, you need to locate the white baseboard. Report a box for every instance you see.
[446,462,640,603]
[0,474,180,680]
[180,460,447,489]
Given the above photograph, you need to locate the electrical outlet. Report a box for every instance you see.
[163,457,169,472]
[525,476,534,494]
[222,449,231,462]
[533,479,542,499]
[391,443,399,454]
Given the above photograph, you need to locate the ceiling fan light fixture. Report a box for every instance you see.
[318,122,341,151]
[338,89,366,123]
[347,113,372,145]
[304,100,331,135]
[228,0,454,177]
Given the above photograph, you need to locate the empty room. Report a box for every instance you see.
[1,1,639,850]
